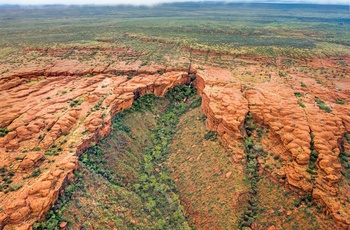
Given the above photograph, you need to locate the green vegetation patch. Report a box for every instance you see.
[0,128,10,137]
[315,97,332,113]
[204,130,218,141]
[1,3,350,66]
[307,132,319,175]
[298,100,306,108]
[300,82,308,88]
[69,98,84,107]
[33,146,41,151]
[345,133,350,144]
[336,99,345,105]
[24,169,41,179]
[9,183,23,191]
[294,92,303,97]
[0,166,15,193]
[240,112,263,228]
[339,151,350,180]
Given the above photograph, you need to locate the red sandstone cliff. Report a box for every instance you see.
[194,65,350,228]
[0,55,349,228]
[0,60,193,229]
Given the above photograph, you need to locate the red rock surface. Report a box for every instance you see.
[0,58,192,229]
[196,67,249,162]
[194,62,350,228]
[0,49,350,229]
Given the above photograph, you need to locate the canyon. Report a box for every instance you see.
[0,47,349,229]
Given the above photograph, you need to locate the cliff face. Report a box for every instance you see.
[195,67,249,162]
[195,65,350,228]
[0,59,193,229]
[0,55,350,229]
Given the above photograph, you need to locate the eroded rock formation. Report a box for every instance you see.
[0,60,193,229]
[0,53,349,229]
[195,64,350,228]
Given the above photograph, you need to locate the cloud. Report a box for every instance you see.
[0,0,349,6]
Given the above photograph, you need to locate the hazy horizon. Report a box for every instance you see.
[0,0,349,6]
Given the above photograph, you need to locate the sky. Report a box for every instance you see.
[0,0,348,6]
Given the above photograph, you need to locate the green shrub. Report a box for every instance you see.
[0,128,10,137]
[336,99,345,105]
[112,117,131,133]
[128,93,157,112]
[70,98,84,107]
[298,100,305,108]
[278,71,286,77]
[0,167,7,174]
[345,133,350,144]
[9,183,22,191]
[306,168,317,175]
[204,131,218,141]
[31,169,41,177]
[166,85,196,103]
[33,146,41,151]
[140,60,148,66]
[45,149,58,156]
[339,152,350,171]
[189,97,202,108]
[315,97,331,113]
[244,112,256,136]
[244,137,254,150]
[340,152,349,162]
[294,92,303,97]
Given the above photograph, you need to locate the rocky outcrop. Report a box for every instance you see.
[0,60,193,229]
[195,67,249,162]
[244,82,314,193]
[194,64,350,228]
